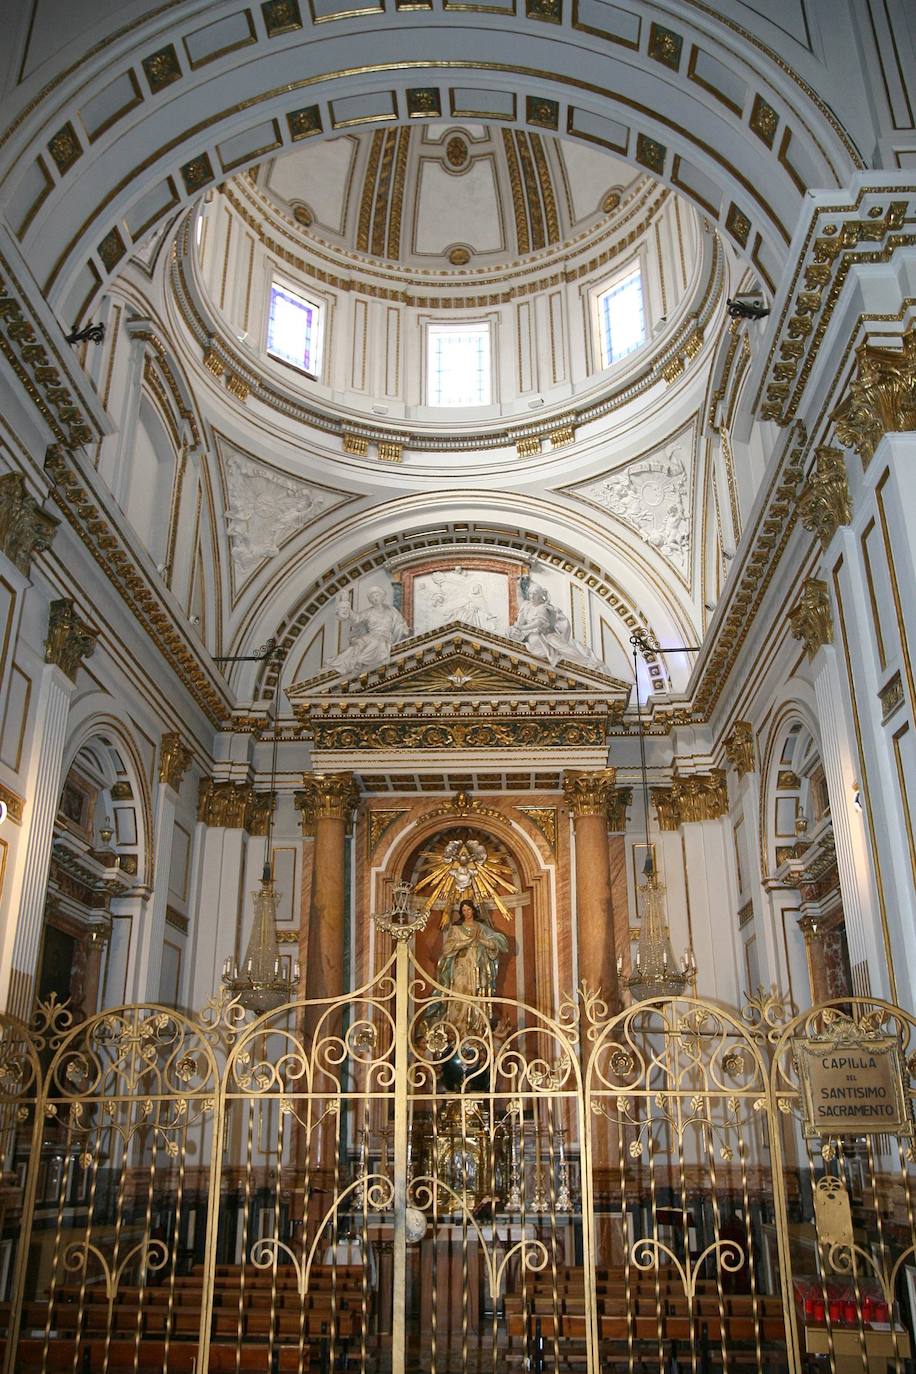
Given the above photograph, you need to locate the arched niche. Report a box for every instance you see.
[361,802,561,1020]
[39,712,153,1019]
[760,704,849,1005]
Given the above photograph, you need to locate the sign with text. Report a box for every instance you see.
[795,1035,913,1138]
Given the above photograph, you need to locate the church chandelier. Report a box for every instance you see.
[218,640,300,1013]
[622,631,698,1002]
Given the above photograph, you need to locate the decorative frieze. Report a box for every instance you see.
[159,732,192,792]
[724,721,756,777]
[562,768,617,818]
[788,577,833,660]
[0,780,24,824]
[830,325,916,467]
[797,446,851,549]
[45,598,97,681]
[247,792,275,837]
[298,772,359,823]
[0,473,58,575]
[651,771,728,828]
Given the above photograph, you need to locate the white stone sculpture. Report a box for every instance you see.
[327,586,409,677]
[574,445,691,574]
[506,583,605,670]
[429,567,500,631]
[225,453,326,578]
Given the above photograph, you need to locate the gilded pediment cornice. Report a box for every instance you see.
[287,623,631,701]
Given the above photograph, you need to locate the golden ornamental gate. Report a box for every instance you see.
[1,936,915,1373]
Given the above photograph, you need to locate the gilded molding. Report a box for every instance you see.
[159,732,193,792]
[694,423,807,716]
[605,787,632,833]
[0,260,96,448]
[0,780,24,825]
[298,772,359,823]
[758,196,910,426]
[879,670,904,723]
[830,326,916,467]
[0,473,58,575]
[517,805,558,851]
[45,598,96,682]
[724,721,755,777]
[367,808,407,855]
[44,446,227,724]
[788,577,833,660]
[798,445,851,548]
[309,720,607,751]
[562,768,617,818]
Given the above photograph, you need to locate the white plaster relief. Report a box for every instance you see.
[224,453,326,578]
[574,445,691,575]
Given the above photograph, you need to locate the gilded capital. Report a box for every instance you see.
[724,721,756,777]
[606,787,633,832]
[0,472,58,575]
[797,446,851,549]
[298,771,359,823]
[562,767,617,818]
[651,788,679,831]
[671,769,728,823]
[830,326,916,467]
[294,790,317,837]
[788,577,833,660]
[247,791,275,836]
[45,598,97,681]
[652,771,728,827]
[197,778,256,829]
[159,732,192,792]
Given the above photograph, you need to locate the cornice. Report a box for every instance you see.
[44,445,229,725]
[754,188,915,425]
[0,251,101,449]
[691,421,807,717]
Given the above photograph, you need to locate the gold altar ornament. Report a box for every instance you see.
[414,834,517,924]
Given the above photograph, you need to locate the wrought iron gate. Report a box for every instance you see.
[0,926,915,1373]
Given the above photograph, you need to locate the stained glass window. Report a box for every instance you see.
[266,281,322,375]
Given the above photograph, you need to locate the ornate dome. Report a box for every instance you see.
[255,123,642,270]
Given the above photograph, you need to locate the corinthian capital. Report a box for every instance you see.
[0,473,58,575]
[45,598,97,681]
[830,326,916,467]
[788,577,833,660]
[563,768,617,818]
[298,771,359,823]
[724,721,756,777]
[159,732,192,792]
[797,446,851,549]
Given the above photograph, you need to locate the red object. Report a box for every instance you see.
[843,1300,856,1324]
[814,1300,825,1322]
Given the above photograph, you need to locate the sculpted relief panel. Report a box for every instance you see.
[223,450,329,580]
[570,442,693,579]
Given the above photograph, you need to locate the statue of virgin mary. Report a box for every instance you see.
[435,899,509,1038]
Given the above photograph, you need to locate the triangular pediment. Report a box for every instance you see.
[287,622,631,700]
